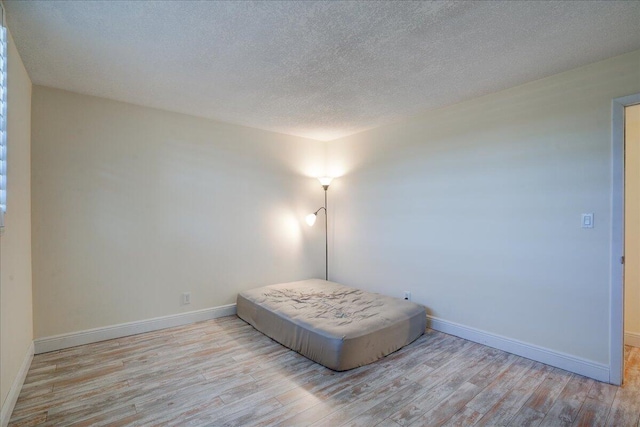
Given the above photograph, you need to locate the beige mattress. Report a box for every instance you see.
[236,279,426,371]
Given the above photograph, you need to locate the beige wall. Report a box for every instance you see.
[625,104,640,344]
[0,31,33,410]
[31,87,325,338]
[327,50,640,365]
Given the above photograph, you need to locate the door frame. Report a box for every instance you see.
[610,92,640,385]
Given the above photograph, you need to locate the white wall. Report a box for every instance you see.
[327,50,640,365]
[625,104,640,346]
[31,87,325,338]
[0,30,33,413]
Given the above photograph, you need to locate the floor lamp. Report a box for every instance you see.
[305,177,332,281]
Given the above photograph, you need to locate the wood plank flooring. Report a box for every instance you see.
[8,316,640,426]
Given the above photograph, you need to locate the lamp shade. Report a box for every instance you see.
[318,176,333,187]
[305,213,317,226]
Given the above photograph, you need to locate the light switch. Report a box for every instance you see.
[581,213,594,229]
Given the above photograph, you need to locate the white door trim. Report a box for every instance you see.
[610,92,640,386]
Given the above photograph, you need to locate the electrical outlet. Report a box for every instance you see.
[403,291,411,301]
[182,292,191,305]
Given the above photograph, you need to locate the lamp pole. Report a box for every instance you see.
[306,177,333,281]
[323,184,328,281]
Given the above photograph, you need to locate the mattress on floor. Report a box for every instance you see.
[236,279,427,371]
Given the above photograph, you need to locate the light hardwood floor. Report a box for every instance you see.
[8,316,640,426]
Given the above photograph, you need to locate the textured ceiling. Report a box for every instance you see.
[5,1,640,141]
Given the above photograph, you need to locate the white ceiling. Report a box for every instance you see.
[5,1,640,141]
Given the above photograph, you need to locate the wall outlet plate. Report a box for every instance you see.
[182,292,191,305]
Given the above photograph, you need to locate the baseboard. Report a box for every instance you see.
[34,304,237,354]
[1,342,34,427]
[625,331,640,348]
[30,307,613,380]
[427,315,610,383]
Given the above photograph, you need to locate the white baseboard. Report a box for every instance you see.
[1,342,34,427]
[29,307,614,381]
[34,304,237,354]
[427,315,610,383]
[625,331,640,348]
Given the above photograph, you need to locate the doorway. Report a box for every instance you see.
[611,93,640,386]
[624,104,640,384]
